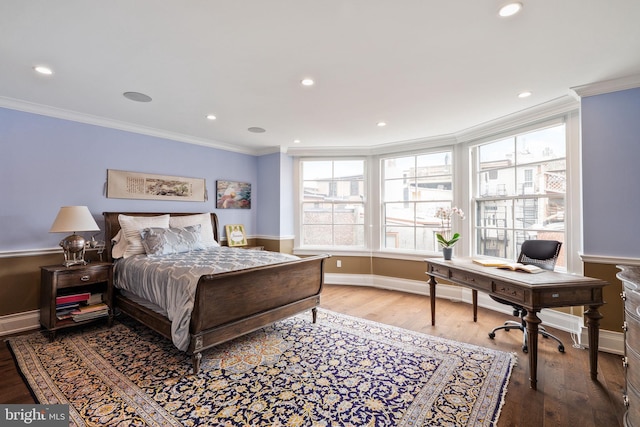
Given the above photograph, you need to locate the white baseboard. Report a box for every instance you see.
[325,273,624,355]
[0,310,40,338]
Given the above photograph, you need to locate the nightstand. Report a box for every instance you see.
[241,246,264,250]
[40,262,114,340]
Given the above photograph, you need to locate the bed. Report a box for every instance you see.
[103,211,329,374]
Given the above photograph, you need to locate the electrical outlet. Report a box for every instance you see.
[336,260,342,268]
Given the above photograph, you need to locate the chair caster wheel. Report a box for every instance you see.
[488,332,495,339]
[522,346,528,353]
[558,345,565,353]
[504,328,511,332]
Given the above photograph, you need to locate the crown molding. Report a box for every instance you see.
[571,74,640,98]
[0,96,262,156]
[454,95,579,144]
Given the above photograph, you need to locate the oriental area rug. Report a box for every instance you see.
[8,309,515,426]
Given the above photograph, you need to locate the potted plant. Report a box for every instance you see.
[435,206,465,260]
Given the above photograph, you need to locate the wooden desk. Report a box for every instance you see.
[425,257,607,390]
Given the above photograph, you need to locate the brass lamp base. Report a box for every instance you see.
[60,234,87,267]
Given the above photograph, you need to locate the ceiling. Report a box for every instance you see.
[2,1,640,155]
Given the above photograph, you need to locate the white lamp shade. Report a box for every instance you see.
[49,206,100,233]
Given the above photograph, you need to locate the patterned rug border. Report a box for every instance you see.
[8,308,516,427]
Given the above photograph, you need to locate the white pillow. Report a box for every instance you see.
[111,230,126,259]
[169,213,219,248]
[117,214,170,258]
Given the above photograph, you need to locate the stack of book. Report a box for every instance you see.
[71,303,109,322]
[55,292,90,320]
[55,292,109,322]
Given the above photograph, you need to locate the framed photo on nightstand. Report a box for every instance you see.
[225,224,247,247]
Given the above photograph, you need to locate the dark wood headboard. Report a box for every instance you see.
[102,212,220,262]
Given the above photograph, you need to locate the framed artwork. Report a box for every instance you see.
[216,180,251,209]
[225,224,247,247]
[107,169,206,202]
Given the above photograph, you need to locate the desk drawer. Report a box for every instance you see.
[450,270,492,291]
[537,288,596,306]
[492,282,526,303]
[429,263,450,278]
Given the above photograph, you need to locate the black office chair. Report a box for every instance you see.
[488,240,565,353]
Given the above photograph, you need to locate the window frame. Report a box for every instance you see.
[295,157,369,251]
[468,116,581,272]
[379,148,457,254]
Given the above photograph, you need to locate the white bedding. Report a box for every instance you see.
[113,247,299,351]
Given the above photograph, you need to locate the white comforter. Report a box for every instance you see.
[113,247,299,351]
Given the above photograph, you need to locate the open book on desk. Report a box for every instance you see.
[472,258,544,273]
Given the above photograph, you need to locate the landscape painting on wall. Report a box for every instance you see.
[107,169,206,202]
[216,180,251,209]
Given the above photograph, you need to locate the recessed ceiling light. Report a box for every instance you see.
[498,2,523,17]
[293,139,301,144]
[206,114,217,120]
[518,91,532,98]
[123,91,152,102]
[248,127,266,133]
[34,65,53,75]
[301,78,315,86]
[377,121,387,127]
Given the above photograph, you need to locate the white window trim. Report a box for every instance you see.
[294,156,371,253]
[466,114,581,273]
[378,148,458,256]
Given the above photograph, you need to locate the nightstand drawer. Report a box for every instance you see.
[56,266,110,288]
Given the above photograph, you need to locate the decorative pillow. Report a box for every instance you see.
[117,214,170,258]
[169,213,219,248]
[111,230,126,259]
[140,225,205,256]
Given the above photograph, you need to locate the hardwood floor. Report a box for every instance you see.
[0,284,627,426]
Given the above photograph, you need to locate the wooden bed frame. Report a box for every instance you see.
[103,212,329,374]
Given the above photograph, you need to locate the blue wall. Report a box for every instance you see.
[0,107,267,251]
[582,88,640,258]
[255,152,295,238]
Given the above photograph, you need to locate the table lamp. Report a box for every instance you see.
[49,206,100,267]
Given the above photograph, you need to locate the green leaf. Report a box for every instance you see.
[436,232,461,247]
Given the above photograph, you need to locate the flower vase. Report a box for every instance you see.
[442,247,453,260]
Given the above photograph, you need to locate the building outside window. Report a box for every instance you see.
[381,151,454,252]
[473,124,566,267]
[300,159,366,247]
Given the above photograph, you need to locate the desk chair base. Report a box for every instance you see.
[488,318,565,353]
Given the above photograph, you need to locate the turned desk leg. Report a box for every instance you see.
[524,310,542,390]
[428,275,437,326]
[584,305,603,380]
[472,290,478,322]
